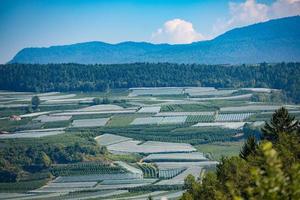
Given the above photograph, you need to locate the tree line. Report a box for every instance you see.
[0,62,299,102]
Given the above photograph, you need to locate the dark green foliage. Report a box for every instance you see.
[137,163,158,178]
[0,133,107,183]
[93,97,101,105]
[251,91,286,103]
[0,169,19,182]
[50,162,124,176]
[242,123,262,139]
[0,179,50,192]
[239,135,258,160]
[31,96,40,110]
[186,115,215,123]
[262,107,299,142]
[0,62,300,103]
[102,97,110,104]
[180,109,300,200]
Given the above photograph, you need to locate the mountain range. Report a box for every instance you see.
[9,16,300,64]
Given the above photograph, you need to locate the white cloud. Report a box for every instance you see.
[152,18,205,44]
[270,0,300,18]
[213,0,300,36]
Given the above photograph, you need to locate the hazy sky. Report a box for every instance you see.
[0,0,299,63]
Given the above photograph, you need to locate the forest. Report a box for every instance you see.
[0,62,299,103]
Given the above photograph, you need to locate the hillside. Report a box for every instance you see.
[9,16,300,64]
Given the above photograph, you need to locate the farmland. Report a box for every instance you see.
[0,87,299,199]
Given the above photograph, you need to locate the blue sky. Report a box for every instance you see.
[0,0,299,63]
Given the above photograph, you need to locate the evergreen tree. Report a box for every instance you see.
[93,97,101,105]
[31,96,40,110]
[240,135,258,160]
[262,107,298,142]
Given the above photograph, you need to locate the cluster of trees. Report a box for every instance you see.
[0,134,107,182]
[250,91,286,103]
[0,62,299,102]
[181,107,300,200]
[26,96,41,113]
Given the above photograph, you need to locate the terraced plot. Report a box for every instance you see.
[0,128,65,139]
[50,162,125,176]
[186,115,215,123]
[191,93,252,101]
[161,103,218,112]
[20,112,51,118]
[35,115,71,122]
[138,106,161,113]
[53,109,136,116]
[47,190,129,200]
[241,88,277,93]
[130,116,187,125]
[154,161,218,169]
[143,152,208,162]
[72,118,110,127]
[130,117,163,125]
[95,134,132,146]
[158,167,186,179]
[187,89,237,97]
[137,163,158,178]
[115,161,143,177]
[107,139,196,154]
[43,97,94,104]
[160,116,187,124]
[215,113,253,122]
[155,111,215,116]
[220,105,284,112]
[53,173,142,183]
[193,122,246,129]
[184,87,216,96]
[156,166,203,185]
[129,87,183,96]
[78,104,124,111]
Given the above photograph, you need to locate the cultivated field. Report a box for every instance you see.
[1,86,299,199]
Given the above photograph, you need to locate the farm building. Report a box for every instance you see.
[9,115,21,121]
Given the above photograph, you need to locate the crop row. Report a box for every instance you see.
[158,167,186,179]
[216,113,253,122]
[137,163,158,178]
[186,115,215,123]
[50,162,125,176]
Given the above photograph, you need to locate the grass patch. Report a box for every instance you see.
[39,104,86,111]
[0,118,32,132]
[196,140,244,161]
[0,107,27,118]
[0,179,50,192]
[42,120,70,129]
[107,115,136,127]
[106,153,143,163]
[71,114,113,120]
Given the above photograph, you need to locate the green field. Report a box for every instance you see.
[186,115,215,123]
[195,140,244,160]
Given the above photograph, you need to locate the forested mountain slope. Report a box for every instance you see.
[9,16,300,64]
